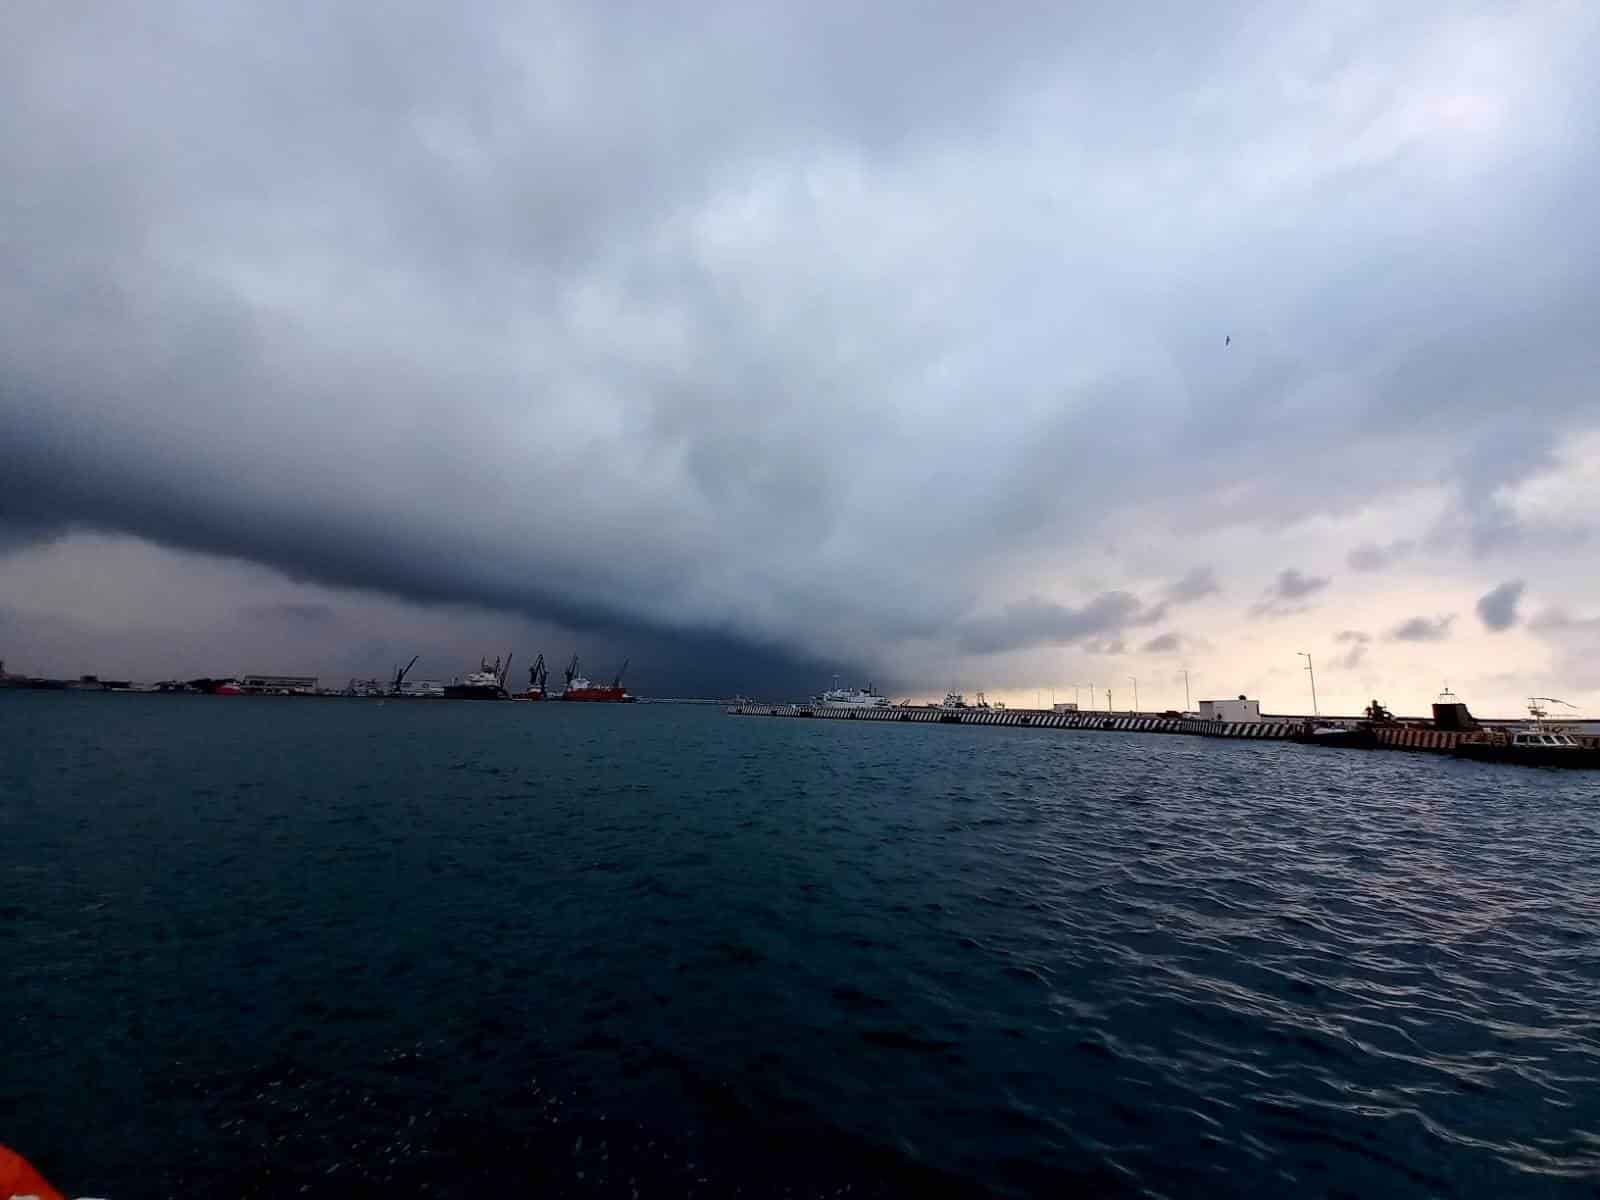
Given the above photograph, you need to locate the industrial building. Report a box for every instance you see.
[1197,696,1262,723]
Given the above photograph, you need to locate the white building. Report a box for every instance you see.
[1198,696,1262,723]
[1052,702,1079,712]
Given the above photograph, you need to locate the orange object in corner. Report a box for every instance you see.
[0,1144,66,1200]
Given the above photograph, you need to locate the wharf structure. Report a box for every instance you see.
[722,700,1600,756]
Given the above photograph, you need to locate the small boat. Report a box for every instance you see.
[1295,721,1379,749]
[1453,699,1600,769]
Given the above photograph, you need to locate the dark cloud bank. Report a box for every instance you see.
[3,3,1599,693]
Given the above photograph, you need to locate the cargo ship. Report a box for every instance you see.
[513,654,549,701]
[444,654,512,700]
[559,655,635,702]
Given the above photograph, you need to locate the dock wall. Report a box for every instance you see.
[724,704,1600,755]
[724,703,1298,741]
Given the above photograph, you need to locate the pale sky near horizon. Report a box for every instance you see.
[3,2,1598,713]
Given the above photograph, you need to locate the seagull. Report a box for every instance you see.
[1225,335,1231,346]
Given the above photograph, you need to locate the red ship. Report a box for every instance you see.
[559,655,635,702]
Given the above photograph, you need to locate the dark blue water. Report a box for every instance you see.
[4,694,1599,1197]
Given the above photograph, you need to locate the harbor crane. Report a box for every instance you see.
[390,655,419,695]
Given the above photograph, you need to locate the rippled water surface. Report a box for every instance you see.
[4,694,1599,1197]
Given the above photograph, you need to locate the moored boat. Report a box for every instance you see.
[1453,699,1600,769]
[444,654,513,700]
[558,655,635,702]
[813,676,890,708]
[1294,720,1379,749]
[512,653,549,701]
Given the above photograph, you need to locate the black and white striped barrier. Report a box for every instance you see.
[722,704,1300,741]
[724,705,1600,759]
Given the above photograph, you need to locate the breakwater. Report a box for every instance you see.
[727,703,1300,739]
[723,703,1600,754]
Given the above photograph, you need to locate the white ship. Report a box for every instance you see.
[814,677,891,708]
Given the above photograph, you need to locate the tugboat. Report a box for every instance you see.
[1453,698,1600,769]
[444,654,513,700]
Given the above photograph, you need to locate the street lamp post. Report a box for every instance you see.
[1298,652,1319,718]
[1183,669,1191,713]
[1129,676,1138,713]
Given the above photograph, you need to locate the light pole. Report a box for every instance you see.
[1129,676,1138,713]
[1298,651,1319,718]
[1183,669,1191,713]
[1089,681,1095,712]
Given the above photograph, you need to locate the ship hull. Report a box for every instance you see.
[1453,744,1600,769]
[442,685,508,700]
[560,688,634,702]
[1294,728,1379,749]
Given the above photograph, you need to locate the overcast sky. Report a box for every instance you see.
[3,1,1597,712]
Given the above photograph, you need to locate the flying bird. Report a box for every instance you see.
[1225,335,1231,346]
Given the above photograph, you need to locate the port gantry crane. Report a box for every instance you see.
[390,654,419,695]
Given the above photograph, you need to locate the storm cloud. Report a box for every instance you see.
[1347,541,1415,573]
[1475,580,1525,632]
[954,592,1150,655]
[3,2,1599,704]
[1387,615,1456,643]
[1332,629,1371,670]
[1250,569,1331,618]
[1164,568,1221,604]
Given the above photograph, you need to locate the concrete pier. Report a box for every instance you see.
[722,703,1600,755]
[725,703,1300,740]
